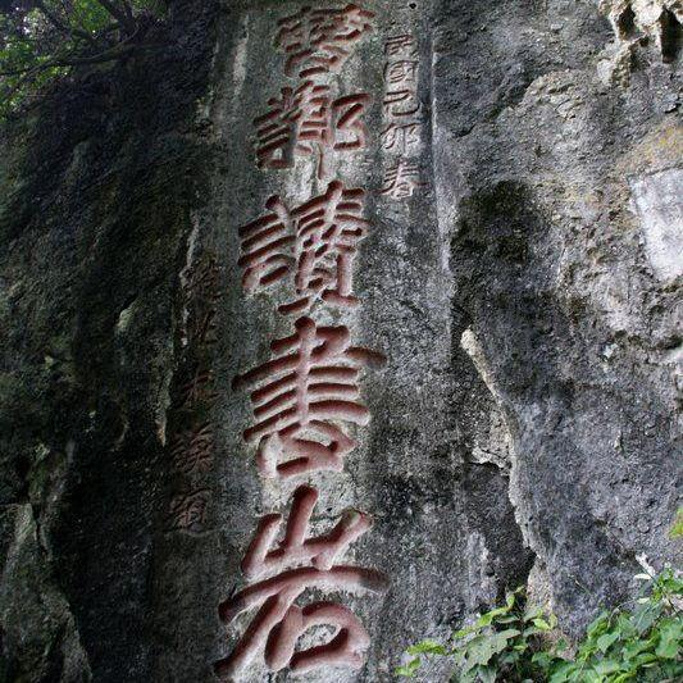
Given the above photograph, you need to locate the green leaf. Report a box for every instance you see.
[669,507,683,539]
[476,602,513,628]
[611,674,636,683]
[396,657,421,677]
[596,631,620,653]
[632,603,660,634]
[477,664,497,683]
[621,638,651,661]
[532,618,553,631]
[453,625,477,639]
[655,622,682,659]
[548,660,577,682]
[407,639,448,656]
[497,650,515,664]
[524,606,544,622]
[629,651,658,667]
[532,650,555,667]
[593,658,622,674]
[460,669,479,683]
[586,612,612,639]
[461,631,517,670]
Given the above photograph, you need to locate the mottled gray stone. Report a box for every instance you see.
[0,0,680,681]
[630,168,683,280]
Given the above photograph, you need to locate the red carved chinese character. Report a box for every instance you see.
[384,59,419,85]
[381,159,424,199]
[233,317,385,478]
[238,182,369,315]
[182,255,221,303]
[275,4,375,77]
[332,93,370,151]
[380,121,421,152]
[176,364,217,410]
[383,89,421,117]
[187,308,218,348]
[171,422,214,475]
[167,489,211,533]
[254,82,370,178]
[214,486,388,678]
[384,34,417,57]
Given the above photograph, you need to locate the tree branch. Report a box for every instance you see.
[34,0,100,47]
[94,0,137,36]
[0,39,164,78]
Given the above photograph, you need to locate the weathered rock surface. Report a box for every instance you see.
[0,0,680,681]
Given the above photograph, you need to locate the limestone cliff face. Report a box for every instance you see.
[0,1,680,681]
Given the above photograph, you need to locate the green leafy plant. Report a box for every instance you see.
[398,587,560,682]
[0,1,167,117]
[398,569,682,682]
[549,568,682,683]
[670,508,683,539]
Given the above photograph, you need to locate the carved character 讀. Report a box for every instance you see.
[238,183,370,314]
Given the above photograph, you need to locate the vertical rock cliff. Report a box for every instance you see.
[0,1,680,681]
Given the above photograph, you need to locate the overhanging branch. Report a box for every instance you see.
[34,1,100,47]
[0,39,164,78]
[94,0,137,36]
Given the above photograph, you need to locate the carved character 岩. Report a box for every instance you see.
[214,485,388,678]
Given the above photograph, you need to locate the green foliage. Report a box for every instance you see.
[549,569,682,683]
[1,7,67,114]
[397,570,683,682]
[0,1,166,118]
[670,508,683,539]
[397,587,559,681]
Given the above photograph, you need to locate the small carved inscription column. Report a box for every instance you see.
[380,32,427,200]
[166,254,222,535]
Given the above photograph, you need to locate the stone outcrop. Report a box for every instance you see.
[0,0,680,681]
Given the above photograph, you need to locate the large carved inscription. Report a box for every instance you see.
[254,4,374,181]
[233,316,385,478]
[237,182,369,314]
[215,3,388,679]
[214,486,389,677]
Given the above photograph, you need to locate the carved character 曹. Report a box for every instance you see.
[275,3,375,77]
